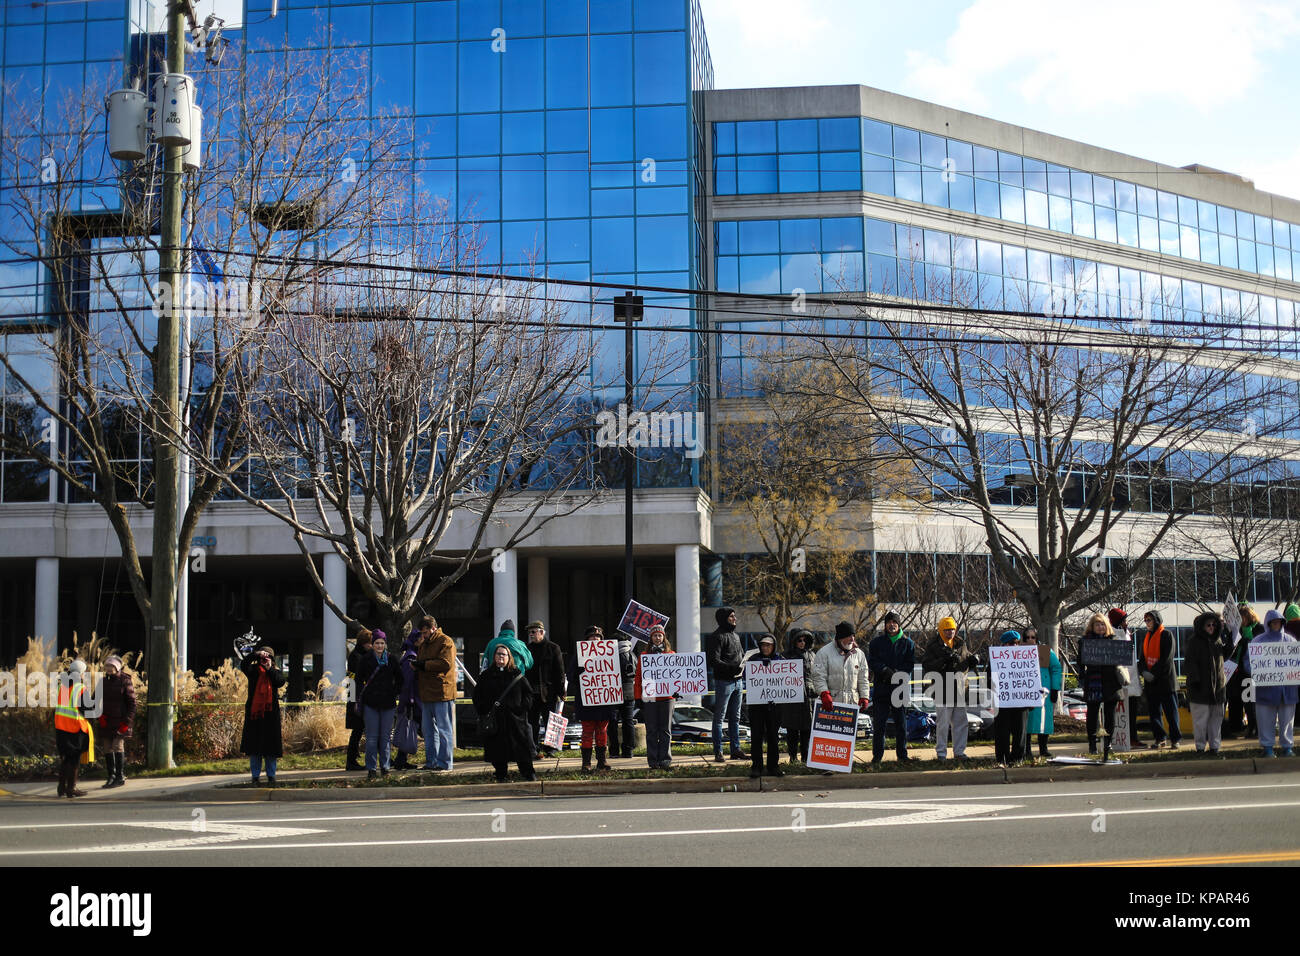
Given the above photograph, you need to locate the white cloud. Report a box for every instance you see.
[1237,144,1300,203]
[904,0,1300,114]
[700,0,833,84]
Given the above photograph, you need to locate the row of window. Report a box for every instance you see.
[1,18,125,64]
[713,116,1300,287]
[720,550,1300,610]
[243,0,695,40]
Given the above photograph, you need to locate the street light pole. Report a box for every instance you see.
[146,0,189,769]
[614,291,643,605]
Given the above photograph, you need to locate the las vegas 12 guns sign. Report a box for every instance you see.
[988,646,1043,708]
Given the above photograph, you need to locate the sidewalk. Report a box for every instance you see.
[1,735,1287,803]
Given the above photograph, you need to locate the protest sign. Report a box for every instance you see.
[1113,696,1132,751]
[1223,593,1242,643]
[576,638,624,707]
[988,646,1043,708]
[806,702,858,773]
[542,710,569,749]
[1080,638,1133,667]
[639,653,708,697]
[744,658,804,704]
[1246,642,1300,686]
[617,599,670,643]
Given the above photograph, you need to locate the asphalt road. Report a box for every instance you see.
[2,774,1299,867]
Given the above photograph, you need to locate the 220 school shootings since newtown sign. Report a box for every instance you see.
[577,639,624,707]
[639,653,707,698]
[744,659,804,704]
[1247,642,1300,686]
[988,646,1044,708]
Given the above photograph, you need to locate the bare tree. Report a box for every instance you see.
[796,268,1295,653]
[0,37,404,632]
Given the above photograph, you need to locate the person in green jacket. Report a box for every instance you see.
[481,620,534,675]
[1023,628,1062,758]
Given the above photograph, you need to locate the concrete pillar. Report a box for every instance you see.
[492,548,518,633]
[75,574,96,644]
[323,553,347,699]
[35,557,58,646]
[526,555,549,629]
[569,567,591,638]
[675,544,701,655]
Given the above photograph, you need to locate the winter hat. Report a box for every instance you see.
[1107,608,1128,629]
[758,634,776,646]
[937,616,958,632]
[715,607,736,629]
[882,611,901,626]
[999,630,1022,644]
[649,623,666,638]
[499,619,515,636]
[1265,609,1286,629]
[104,655,123,670]
[834,621,855,641]
[1286,603,1300,622]
[371,630,387,643]
[257,643,276,657]
[1143,610,1163,628]
[526,620,545,633]
[583,625,604,638]
[67,659,86,675]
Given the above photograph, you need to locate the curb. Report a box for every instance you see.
[145,755,1300,803]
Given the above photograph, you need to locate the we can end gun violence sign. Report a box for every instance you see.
[806,702,858,773]
[577,638,624,707]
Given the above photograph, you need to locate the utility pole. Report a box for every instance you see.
[146,0,189,769]
[615,291,643,605]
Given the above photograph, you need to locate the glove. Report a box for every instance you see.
[97,715,107,729]
[1141,670,1154,682]
[858,698,869,711]
[118,722,130,735]
[820,691,833,709]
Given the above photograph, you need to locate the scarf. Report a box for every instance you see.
[251,663,273,719]
[889,630,903,644]
[941,632,956,648]
[1143,626,1164,669]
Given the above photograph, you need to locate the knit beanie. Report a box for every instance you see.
[498,620,515,640]
[999,630,1022,644]
[1286,603,1300,622]
[834,621,854,641]
[1107,608,1127,629]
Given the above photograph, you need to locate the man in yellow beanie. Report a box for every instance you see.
[921,616,978,761]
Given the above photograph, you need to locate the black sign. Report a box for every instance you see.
[1080,638,1134,667]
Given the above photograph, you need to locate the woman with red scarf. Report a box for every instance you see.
[240,644,286,786]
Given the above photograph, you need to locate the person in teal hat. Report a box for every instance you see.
[481,619,534,674]
[990,630,1028,766]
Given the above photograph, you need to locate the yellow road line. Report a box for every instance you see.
[1033,849,1300,867]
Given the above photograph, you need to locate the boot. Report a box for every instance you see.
[57,763,68,797]
[100,754,116,789]
[595,746,611,771]
[346,732,363,771]
[581,747,593,772]
[115,752,128,787]
[67,763,86,798]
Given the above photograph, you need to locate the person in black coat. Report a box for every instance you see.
[473,645,536,782]
[747,635,785,778]
[240,644,286,786]
[867,612,916,764]
[355,630,403,778]
[781,630,817,762]
[524,620,566,757]
[606,638,638,758]
[344,629,373,771]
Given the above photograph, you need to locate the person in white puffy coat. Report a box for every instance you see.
[811,622,871,709]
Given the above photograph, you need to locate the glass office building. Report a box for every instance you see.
[3,2,1300,672]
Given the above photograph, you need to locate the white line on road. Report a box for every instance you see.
[0,778,1294,831]
[4,797,1299,856]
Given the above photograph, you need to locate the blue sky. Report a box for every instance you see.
[698,0,1300,204]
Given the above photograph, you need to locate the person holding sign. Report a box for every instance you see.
[746,635,785,779]
[1245,609,1298,757]
[636,624,676,770]
[1076,614,1126,759]
[782,630,817,763]
[568,625,618,772]
[921,616,978,762]
[472,646,537,782]
[1183,611,1232,755]
[524,621,566,759]
[990,631,1030,766]
[1139,610,1182,751]
[868,613,915,765]
[1225,604,1261,740]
